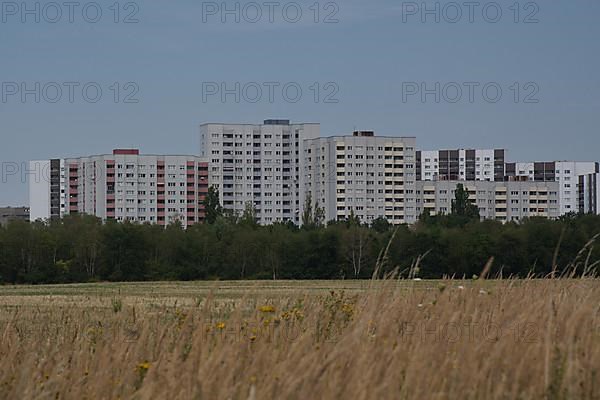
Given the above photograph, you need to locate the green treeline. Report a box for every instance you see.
[0,212,599,284]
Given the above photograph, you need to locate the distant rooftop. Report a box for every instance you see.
[263,119,290,125]
[200,120,320,126]
[56,150,204,159]
[113,149,140,155]
[353,131,375,137]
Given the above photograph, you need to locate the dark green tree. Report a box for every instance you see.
[0,207,599,283]
[240,201,258,228]
[371,216,391,233]
[302,193,325,228]
[451,183,480,219]
[203,186,223,224]
[301,193,314,227]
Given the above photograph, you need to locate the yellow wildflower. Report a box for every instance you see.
[135,361,150,373]
[341,303,354,314]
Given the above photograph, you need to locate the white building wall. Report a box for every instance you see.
[512,161,598,214]
[419,148,503,181]
[596,175,600,214]
[28,160,50,221]
[59,153,205,228]
[419,150,438,181]
[200,121,320,225]
[416,180,561,222]
[304,135,417,225]
[473,149,496,181]
[59,159,66,216]
[28,159,66,221]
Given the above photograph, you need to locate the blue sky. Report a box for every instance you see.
[1,0,599,205]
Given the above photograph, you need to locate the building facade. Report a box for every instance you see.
[27,121,599,227]
[417,149,506,182]
[28,159,67,221]
[200,120,320,225]
[29,150,209,227]
[0,207,30,226]
[505,161,599,214]
[304,131,418,225]
[416,180,561,222]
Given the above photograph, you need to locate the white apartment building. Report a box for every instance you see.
[29,150,209,228]
[28,123,598,227]
[200,119,320,225]
[417,149,506,182]
[416,180,561,222]
[28,159,67,221]
[304,131,418,225]
[505,161,599,215]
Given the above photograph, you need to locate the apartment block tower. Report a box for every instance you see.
[505,161,600,214]
[304,131,418,225]
[200,120,320,225]
[416,180,561,222]
[416,149,506,182]
[29,150,209,227]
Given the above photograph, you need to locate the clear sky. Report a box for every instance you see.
[1,0,599,206]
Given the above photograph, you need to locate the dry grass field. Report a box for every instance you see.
[0,279,599,399]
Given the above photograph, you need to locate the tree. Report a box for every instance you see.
[302,193,314,227]
[342,216,370,278]
[371,216,391,233]
[418,209,432,223]
[228,228,259,279]
[451,183,480,219]
[1,206,600,283]
[302,193,325,229]
[64,215,102,280]
[314,201,325,227]
[203,186,223,224]
[345,209,361,227]
[263,225,286,279]
[240,201,258,228]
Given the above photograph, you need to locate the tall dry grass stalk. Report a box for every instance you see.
[0,278,599,399]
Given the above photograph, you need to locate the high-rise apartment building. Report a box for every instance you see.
[26,120,599,227]
[29,150,209,227]
[417,149,506,182]
[28,159,67,221]
[199,119,320,225]
[416,180,561,222]
[505,161,599,214]
[304,131,418,224]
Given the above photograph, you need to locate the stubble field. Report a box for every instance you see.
[0,279,599,399]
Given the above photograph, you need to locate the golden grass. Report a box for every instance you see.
[0,279,599,399]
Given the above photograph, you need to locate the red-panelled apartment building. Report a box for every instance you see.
[29,149,209,228]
